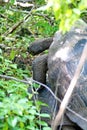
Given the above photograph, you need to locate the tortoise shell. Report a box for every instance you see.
[48,20,87,130]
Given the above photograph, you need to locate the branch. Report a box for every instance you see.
[33,13,53,26]
[3,6,34,37]
[52,43,87,130]
[0,74,87,123]
[0,14,13,22]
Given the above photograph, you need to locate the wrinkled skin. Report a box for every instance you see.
[28,20,87,130]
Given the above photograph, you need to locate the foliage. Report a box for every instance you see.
[0,55,51,130]
[39,0,87,32]
[0,1,58,59]
[0,0,58,129]
[0,81,51,130]
[0,0,87,129]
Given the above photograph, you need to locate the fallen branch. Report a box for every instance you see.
[0,74,87,123]
[52,43,87,130]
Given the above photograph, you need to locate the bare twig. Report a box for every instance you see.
[3,21,23,36]
[52,43,87,130]
[0,14,13,22]
[34,13,53,25]
[0,74,60,101]
[10,8,30,14]
[3,6,34,37]
[0,74,87,123]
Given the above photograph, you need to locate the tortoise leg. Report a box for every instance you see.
[28,37,53,55]
[32,54,48,87]
[32,54,58,124]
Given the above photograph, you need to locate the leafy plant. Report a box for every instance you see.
[0,57,51,130]
[0,0,58,129]
[0,80,51,130]
[0,49,51,130]
[39,0,87,32]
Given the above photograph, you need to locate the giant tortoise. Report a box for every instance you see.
[28,20,87,130]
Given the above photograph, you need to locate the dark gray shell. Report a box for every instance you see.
[48,20,87,130]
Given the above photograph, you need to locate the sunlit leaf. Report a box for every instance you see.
[43,127,51,130]
[73,8,81,15]
[10,50,17,60]
[37,120,48,126]
[39,113,50,118]
[3,123,8,130]
[7,117,18,127]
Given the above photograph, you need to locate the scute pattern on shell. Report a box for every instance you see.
[48,20,87,130]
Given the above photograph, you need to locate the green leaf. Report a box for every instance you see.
[9,0,15,4]
[9,64,17,69]
[0,49,2,54]
[27,115,35,120]
[43,126,51,130]
[0,91,5,98]
[3,123,8,130]
[39,113,50,118]
[26,125,35,130]
[0,56,3,61]
[37,120,48,126]
[10,50,16,60]
[14,107,23,116]
[73,8,81,15]
[78,0,87,10]
[28,109,36,115]
[19,122,24,128]
[7,117,18,127]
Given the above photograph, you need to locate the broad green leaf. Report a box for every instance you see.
[73,8,81,15]
[7,117,18,127]
[9,64,17,69]
[28,109,36,115]
[43,127,51,130]
[39,113,50,118]
[26,125,35,130]
[37,120,48,126]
